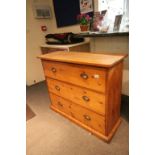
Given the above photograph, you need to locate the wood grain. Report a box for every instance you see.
[47,78,106,116]
[105,61,123,135]
[70,99,105,134]
[51,105,121,142]
[42,60,106,93]
[50,94,105,134]
[39,51,127,142]
[50,93,72,116]
[38,51,127,68]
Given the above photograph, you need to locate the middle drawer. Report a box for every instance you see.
[47,78,105,115]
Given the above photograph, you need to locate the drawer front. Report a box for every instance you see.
[49,93,72,116]
[47,78,105,115]
[42,60,106,93]
[70,101,105,134]
[50,94,105,134]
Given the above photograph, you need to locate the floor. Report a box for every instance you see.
[26,104,36,121]
[26,81,129,155]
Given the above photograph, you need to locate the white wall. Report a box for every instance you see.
[27,0,129,96]
[90,36,129,69]
[26,0,82,86]
[26,0,53,85]
[90,36,129,95]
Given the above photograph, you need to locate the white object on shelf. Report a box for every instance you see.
[40,40,90,49]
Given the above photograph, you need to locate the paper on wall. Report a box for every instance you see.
[79,0,93,13]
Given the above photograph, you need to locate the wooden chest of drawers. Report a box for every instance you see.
[38,51,127,142]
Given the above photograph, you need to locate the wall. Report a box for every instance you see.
[27,0,129,95]
[90,36,129,69]
[26,0,82,86]
[90,36,129,95]
[89,0,129,95]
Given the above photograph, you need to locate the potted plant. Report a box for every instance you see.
[77,13,92,31]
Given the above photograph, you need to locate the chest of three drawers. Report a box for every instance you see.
[39,51,126,142]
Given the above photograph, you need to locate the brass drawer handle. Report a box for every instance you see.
[83,114,91,121]
[55,85,60,91]
[82,96,90,102]
[57,102,63,107]
[51,67,56,73]
[80,73,88,79]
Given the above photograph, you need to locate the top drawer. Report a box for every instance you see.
[42,60,107,93]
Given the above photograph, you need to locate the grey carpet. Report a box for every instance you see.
[26,104,36,121]
[26,81,129,155]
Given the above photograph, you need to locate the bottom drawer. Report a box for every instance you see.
[50,93,105,134]
[50,93,72,116]
[70,103,105,134]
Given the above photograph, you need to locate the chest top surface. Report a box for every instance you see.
[38,51,127,68]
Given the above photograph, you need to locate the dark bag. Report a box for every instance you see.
[45,32,84,44]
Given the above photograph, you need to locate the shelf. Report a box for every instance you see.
[75,31,129,38]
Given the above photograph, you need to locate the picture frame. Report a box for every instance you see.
[113,15,123,32]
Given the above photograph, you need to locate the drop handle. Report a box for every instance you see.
[57,102,63,107]
[55,85,60,91]
[51,67,56,73]
[83,115,91,121]
[80,73,88,79]
[82,96,90,102]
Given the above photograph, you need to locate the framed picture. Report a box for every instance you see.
[113,15,123,31]
[53,0,80,27]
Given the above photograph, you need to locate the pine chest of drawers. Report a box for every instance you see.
[38,51,127,142]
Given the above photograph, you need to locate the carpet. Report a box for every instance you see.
[26,81,129,155]
[26,104,36,121]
